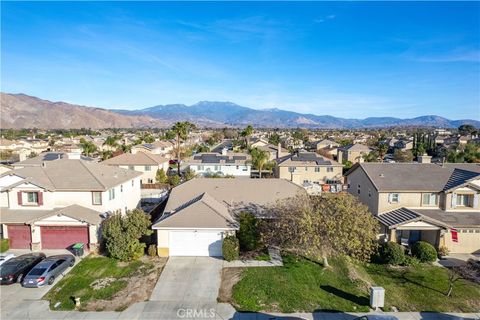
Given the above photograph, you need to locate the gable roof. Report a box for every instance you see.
[12,152,93,167]
[1,159,141,191]
[0,204,102,225]
[102,151,168,166]
[277,152,342,167]
[346,163,480,192]
[340,144,371,152]
[153,192,236,229]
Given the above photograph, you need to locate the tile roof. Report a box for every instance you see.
[153,192,237,229]
[102,151,168,166]
[1,159,141,191]
[187,152,250,165]
[349,163,480,192]
[0,204,102,225]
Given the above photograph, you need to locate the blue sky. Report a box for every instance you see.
[1,1,479,119]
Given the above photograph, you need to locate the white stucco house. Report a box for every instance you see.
[185,149,251,177]
[0,158,142,250]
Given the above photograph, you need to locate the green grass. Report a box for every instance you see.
[0,239,9,253]
[254,252,271,261]
[232,254,370,313]
[359,262,480,312]
[232,253,480,313]
[44,255,146,310]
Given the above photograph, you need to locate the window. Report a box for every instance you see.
[327,167,333,172]
[422,193,438,206]
[131,180,134,187]
[120,185,123,192]
[389,193,400,203]
[128,165,134,170]
[368,189,371,198]
[236,165,239,170]
[357,184,361,195]
[197,165,204,170]
[92,192,102,205]
[305,167,308,171]
[108,188,115,200]
[315,167,320,172]
[288,167,296,173]
[457,194,473,207]
[214,165,220,171]
[148,179,153,183]
[144,165,151,171]
[27,192,38,204]
[303,180,309,184]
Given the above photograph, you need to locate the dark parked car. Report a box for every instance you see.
[0,253,46,285]
[23,254,75,287]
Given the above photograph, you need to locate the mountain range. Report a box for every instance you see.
[1,92,478,129]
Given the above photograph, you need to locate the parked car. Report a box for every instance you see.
[0,253,46,285]
[23,254,75,287]
[354,316,399,320]
[0,253,15,266]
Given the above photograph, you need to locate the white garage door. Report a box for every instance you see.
[169,230,224,257]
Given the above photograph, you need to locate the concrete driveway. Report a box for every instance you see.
[0,250,80,316]
[150,256,223,302]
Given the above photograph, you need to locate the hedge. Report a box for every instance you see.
[222,235,239,261]
[0,239,9,253]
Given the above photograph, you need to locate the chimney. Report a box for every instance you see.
[277,142,283,158]
[221,147,228,156]
[418,154,431,164]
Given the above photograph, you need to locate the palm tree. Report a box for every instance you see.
[171,121,196,175]
[103,136,119,151]
[377,142,389,161]
[80,138,97,157]
[250,148,269,178]
[241,125,254,149]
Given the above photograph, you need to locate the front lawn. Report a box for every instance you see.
[45,254,166,311]
[231,253,480,313]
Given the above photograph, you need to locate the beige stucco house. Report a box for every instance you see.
[275,152,343,188]
[345,162,480,254]
[102,151,169,185]
[152,178,303,257]
[337,143,372,164]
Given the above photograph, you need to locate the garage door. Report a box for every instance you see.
[169,230,224,257]
[7,225,31,249]
[41,226,89,249]
[445,229,480,253]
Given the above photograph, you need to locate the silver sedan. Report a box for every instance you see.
[22,254,75,288]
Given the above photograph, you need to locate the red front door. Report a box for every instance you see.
[7,225,31,249]
[40,226,89,249]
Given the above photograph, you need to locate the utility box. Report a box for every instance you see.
[370,286,385,310]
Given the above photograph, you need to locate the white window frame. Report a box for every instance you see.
[327,167,333,172]
[390,193,400,203]
[26,192,39,204]
[92,191,102,205]
[422,193,438,206]
[109,188,115,200]
[145,165,151,171]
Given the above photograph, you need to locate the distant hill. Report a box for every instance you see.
[116,100,479,129]
[0,93,168,129]
[1,93,478,129]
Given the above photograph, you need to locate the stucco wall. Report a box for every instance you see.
[277,165,342,185]
[346,167,379,215]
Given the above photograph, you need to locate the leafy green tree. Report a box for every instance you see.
[250,147,270,178]
[241,125,254,148]
[458,124,476,135]
[237,212,261,251]
[102,209,152,261]
[377,142,389,160]
[447,143,480,163]
[393,149,414,162]
[168,174,181,187]
[155,168,168,184]
[183,168,197,181]
[101,150,113,160]
[172,121,196,175]
[80,138,97,157]
[103,136,119,149]
[268,132,281,145]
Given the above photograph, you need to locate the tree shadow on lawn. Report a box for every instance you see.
[319,285,370,307]
[400,272,446,295]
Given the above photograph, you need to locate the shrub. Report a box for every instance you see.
[168,175,181,187]
[102,209,153,261]
[437,245,450,257]
[0,239,9,253]
[237,212,260,251]
[378,242,405,265]
[222,235,239,261]
[401,255,420,267]
[411,241,437,263]
[148,244,157,257]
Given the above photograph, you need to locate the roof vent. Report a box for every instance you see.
[379,173,385,178]
[42,162,47,168]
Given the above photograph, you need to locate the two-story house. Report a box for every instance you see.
[131,140,175,157]
[185,149,251,177]
[0,159,142,250]
[337,144,372,164]
[102,151,169,185]
[345,162,480,253]
[275,152,343,189]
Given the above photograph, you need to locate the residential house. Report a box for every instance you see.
[345,162,480,253]
[275,152,343,190]
[152,178,303,257]
[0,159,142,250]
[312,139,339,150]
[131,140,175,157]
[255,143,289,161]
[250,138,269,148]
[185,149,251,177]
[337,143,372,164]
[12,152,93,169]
[102,151,169,185]
[394,140,414,151]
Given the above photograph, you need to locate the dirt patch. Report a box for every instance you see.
[84,256,167,311]
[218,267,244,303]
[347,261,373,291]
[239,247,269,260]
